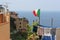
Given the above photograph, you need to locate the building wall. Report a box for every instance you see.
[4,12,10,22]
[15,19,20,31]
[10,12,18,19]
[10,12,29,31]
[0,14,3,23]
[0,13,10,40]
[14,18,28,32]
[0,5,10,40]
[0,22,10,40]
[56,28,60,40]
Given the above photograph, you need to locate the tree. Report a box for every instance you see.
[10,17,16,32]
[27,24,32,33]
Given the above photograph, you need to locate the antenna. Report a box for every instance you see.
[51,18,53,27]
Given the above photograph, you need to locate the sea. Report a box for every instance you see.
[17,11,60,28]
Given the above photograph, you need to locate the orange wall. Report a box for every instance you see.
[0,22,10,40]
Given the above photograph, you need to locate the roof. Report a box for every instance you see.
[0,5,4,9]
[0,5,2,6]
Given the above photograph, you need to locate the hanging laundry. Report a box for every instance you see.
[37,26,44,36]
[42,28,52,40]
[50,28,56,40]
[37,26,44,40]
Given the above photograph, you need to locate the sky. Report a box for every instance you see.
[0,0,60,27]
[0,0,60,11]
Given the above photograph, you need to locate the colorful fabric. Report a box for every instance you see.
[33,9,40,17]
[42,36,51,40]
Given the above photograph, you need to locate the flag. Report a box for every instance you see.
[33,9,40,17]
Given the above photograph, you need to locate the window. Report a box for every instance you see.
[19,18,22,20]
[0,14,7,23]
[0,10,1,12]
[19,26,21,28]
[0,14,3,23]
[20,22,21,24]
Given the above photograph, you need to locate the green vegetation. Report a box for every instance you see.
[10,17,16,32]
[11,31,28,40]
[10,16,38,40]
[32,21,38,26]
[10,18,32,40]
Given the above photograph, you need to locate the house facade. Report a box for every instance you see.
[0,5,10,40]
[15,17,29,32]
[10,12,29,32]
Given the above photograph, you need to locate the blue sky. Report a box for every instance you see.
[0,0,60,11]
[0,0,60,27]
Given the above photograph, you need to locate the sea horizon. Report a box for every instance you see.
[17,11,60,28]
